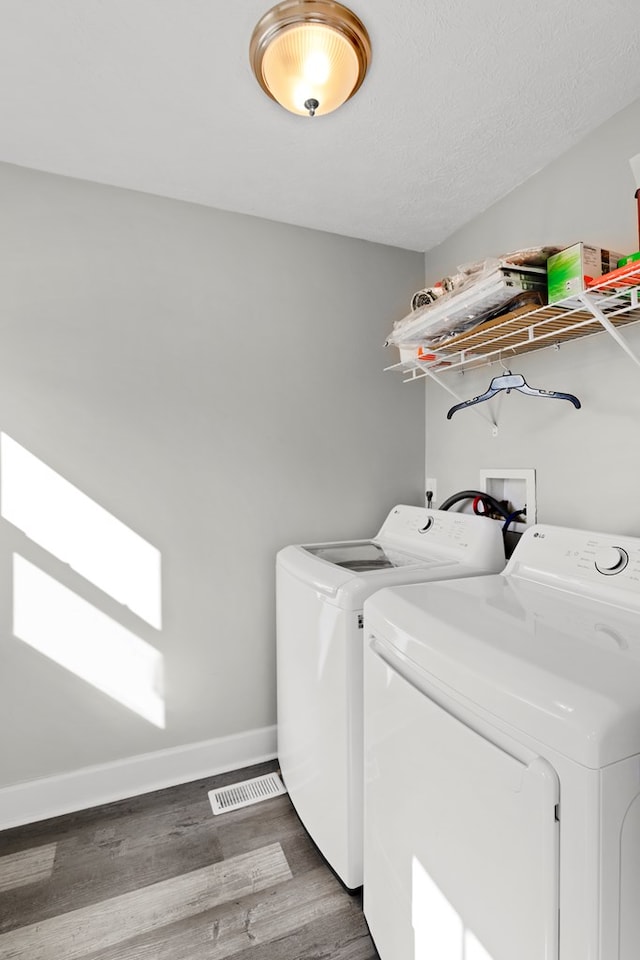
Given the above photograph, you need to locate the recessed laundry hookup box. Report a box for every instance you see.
[547,242,624,304]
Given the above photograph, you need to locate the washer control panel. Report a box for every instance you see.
[594,546,629,576]
[376,505,504,568]
[507,524,640,604]
[419,516,434,534]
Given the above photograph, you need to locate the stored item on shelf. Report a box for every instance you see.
[387,260,640,380]
[410,273,469,312]
[617,251,640,268]
[497,245,563,268]
[410,284,447,311]
[500,267,547,292]
[390,261,546,347]
[434,296,545,353]
[547,243,624,304]
[397,344,451,367]
[586,259,640,291]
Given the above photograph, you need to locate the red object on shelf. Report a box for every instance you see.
[586,260,640,289]
[417,347,438,362]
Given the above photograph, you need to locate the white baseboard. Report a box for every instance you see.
[0,725,277,831]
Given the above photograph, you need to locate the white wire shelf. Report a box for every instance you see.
[386,262,640,382]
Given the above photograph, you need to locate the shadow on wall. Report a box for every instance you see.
[1,433,165,728]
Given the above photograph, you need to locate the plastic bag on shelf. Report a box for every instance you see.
[498,245,563,268]
[400,258,501,333]
[391,247,559,347]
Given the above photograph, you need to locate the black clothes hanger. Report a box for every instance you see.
[447,372,581,420]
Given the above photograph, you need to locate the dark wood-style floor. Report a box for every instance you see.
[0,760,379,960]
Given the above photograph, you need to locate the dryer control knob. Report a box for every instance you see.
[594,546,628,575]
[419,517,434,534]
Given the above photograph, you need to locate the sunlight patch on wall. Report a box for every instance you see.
[13,554,165,728]
[1,433,161,629]
[412,856,493,960]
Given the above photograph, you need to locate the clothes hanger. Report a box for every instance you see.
[446,371,581,419]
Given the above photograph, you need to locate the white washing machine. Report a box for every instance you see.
[363,523,640,960]
[276,504,505,890]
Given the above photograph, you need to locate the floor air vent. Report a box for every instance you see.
[208,772,287,815]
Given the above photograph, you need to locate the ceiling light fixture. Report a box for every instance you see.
[250,1,371,118]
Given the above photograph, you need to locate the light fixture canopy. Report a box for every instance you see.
[250,0,371,118]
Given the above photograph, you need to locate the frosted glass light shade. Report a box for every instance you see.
[250,1,371,118]
[262,24,359,116]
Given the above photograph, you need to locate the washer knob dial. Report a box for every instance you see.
[594,546,628,575]
[419,516,434,534]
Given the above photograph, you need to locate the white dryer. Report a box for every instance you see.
[363,523,640,960]
[276,504,505,890]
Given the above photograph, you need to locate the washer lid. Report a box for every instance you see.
[277,541,455,610]
[277,505,505,610]
[304,540,422,571]
[365,573,640,769]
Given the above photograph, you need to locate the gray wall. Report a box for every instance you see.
[423,97,640,533]
[0,162,425,788]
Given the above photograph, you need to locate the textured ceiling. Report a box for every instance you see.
[1,0,639,252]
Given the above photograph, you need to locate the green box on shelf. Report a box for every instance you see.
[617,251,640,268]
[547,243,624,304]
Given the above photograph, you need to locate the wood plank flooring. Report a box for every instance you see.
[0,761,379,960]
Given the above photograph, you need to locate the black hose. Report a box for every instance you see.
[501,510,525,533]
[438,489,511,521]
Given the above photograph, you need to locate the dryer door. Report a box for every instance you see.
[364,634,559,960]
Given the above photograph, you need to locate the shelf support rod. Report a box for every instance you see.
[578,293,640,371]
[423,368,498,429]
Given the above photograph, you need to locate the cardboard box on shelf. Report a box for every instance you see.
[547,243,624,304]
